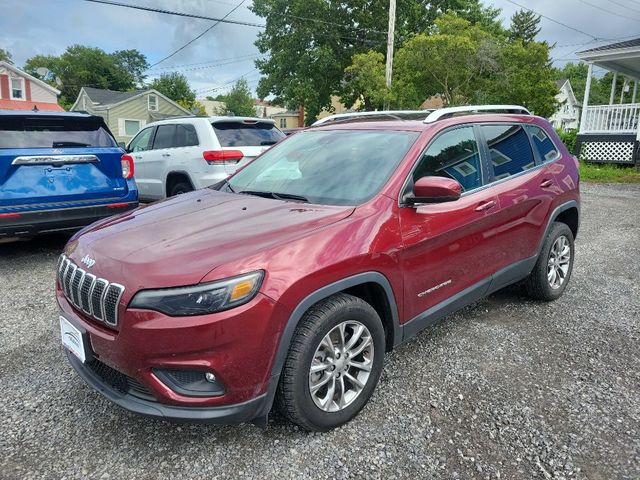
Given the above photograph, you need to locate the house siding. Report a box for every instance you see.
[30,81,57,103]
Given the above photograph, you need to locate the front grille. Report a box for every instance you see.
[57,254,125,327]
[87,359,156,402]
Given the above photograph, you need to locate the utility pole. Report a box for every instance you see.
[384,0,396,109]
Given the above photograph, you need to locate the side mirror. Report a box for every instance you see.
[407,176,462,204]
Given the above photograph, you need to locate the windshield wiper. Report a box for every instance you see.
[239,190,309,203]
[52,141,91,148]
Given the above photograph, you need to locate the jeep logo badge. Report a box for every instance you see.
[81,255,96,268]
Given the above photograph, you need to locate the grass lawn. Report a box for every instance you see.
[579,162,640,183]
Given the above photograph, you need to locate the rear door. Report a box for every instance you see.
[210,119,286,174]
[0,114,129,210]
[477,123,558,271]
[145,124,177,199]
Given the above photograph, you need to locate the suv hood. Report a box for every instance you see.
[67,189,354,289]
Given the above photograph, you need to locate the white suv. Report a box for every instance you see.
[125,116,285,200]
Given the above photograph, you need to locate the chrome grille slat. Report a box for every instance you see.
[57,254,124,328]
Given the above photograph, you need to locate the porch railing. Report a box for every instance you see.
[581,103,640,134]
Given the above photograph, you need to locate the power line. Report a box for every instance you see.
[574,0,640,22]
[150,0,248,68]
[147,55,259,75]
[147,54,259,73]
[503,0,603,40]
[603,0,640,15]
[81,0,265,27]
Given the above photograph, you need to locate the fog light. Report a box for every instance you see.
[205,372,216,383]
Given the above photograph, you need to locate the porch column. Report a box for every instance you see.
[580,62,593,132]
[633,80,638,103]
[620,79,626,104]
[609,72,618,104]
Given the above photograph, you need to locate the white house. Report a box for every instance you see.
[549,79,580,131]
[0,61,63,112]
[576,38,640,165]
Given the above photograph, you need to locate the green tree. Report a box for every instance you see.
[393,15,500,108]
[24,45,148,108]
[480,40,558,117]
[0,48,12,63]
[148,72,196,104]
[252,0,502,124]
[217,79,256,117]
[341,51,389,111]
[508,10,541,45]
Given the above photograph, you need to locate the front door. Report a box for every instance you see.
[127,126,155,200]
[398,125,500,322]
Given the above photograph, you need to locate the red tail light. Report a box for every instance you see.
[121,154,134,179]
[203,150,244,164]
[0,212,21,218]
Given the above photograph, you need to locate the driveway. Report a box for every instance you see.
[1,183,638,479]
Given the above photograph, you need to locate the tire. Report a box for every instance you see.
[525,222,575,301]
[168,181,193,197]
[276,293,385,431]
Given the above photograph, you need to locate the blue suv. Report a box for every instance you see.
[0,111,138,240]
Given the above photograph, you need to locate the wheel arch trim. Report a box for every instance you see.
[165,170,195,195]
[538,200,579,254]
[269,272,401,379]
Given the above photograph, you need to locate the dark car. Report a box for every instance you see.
[55,105,579,431]
[0,111,138,240]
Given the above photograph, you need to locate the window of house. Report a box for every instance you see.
[527,125,560,163]
[280,118,287,128]
[148,94,158,112]
[124,119,142,137]
[480,124,535,180]
[413,126,482,192]
[10,77,24,100]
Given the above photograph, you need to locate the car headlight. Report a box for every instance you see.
[129,271,264,316]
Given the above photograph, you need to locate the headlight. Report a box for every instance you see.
[129,271,264,316]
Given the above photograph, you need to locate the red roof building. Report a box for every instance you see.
[0,61,64,112]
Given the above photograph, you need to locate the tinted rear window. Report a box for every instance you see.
[0,116,117,148]
[212,121,285,147]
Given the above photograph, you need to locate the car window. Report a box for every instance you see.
[227,130,419,206]
[175,124,199,147]
[527,125,560,163]
[481,124,535,180]
[212,121,285,147]
[129,127,154,152]
[153,124,177,150]
[413,126,482,192]
[0,116,117,148]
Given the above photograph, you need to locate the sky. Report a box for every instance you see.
[1,0,638,98]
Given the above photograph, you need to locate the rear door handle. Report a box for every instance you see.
[540,179,554,188]
[162,153,171,158]
[475,200,497,212]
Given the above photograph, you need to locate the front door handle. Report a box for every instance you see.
[540,179,554,188]
[475,200,497,212]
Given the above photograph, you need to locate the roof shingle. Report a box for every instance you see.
[83,87,142,106]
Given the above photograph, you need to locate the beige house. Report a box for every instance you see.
[272,110,304,129]
[71,87,192,145]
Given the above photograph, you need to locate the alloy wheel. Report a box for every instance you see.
[547,235,571,289]
[308,321,374,412]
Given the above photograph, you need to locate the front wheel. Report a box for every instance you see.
[276,293,385,431]
[525,222,575,301]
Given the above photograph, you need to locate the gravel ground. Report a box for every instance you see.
[1,183,638,480]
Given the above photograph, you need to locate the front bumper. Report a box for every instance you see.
[66,350,271,423]
[57,286,286,423]
[0,202,138,237]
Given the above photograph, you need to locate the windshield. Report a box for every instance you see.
[0,116,117,149]
[226,129,419,206]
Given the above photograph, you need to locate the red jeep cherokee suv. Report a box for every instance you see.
[56,106,579,431]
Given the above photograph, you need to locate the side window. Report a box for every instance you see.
[129,128,153,152]
[481,124,535,180]
[152,124,177,150]
[413,126,482,192]
[174,124,199,147]
[527,125,560,163]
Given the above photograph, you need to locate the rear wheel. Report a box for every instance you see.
[168,181,193,197]
[276,293,385,431]
[525,222,574,301]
